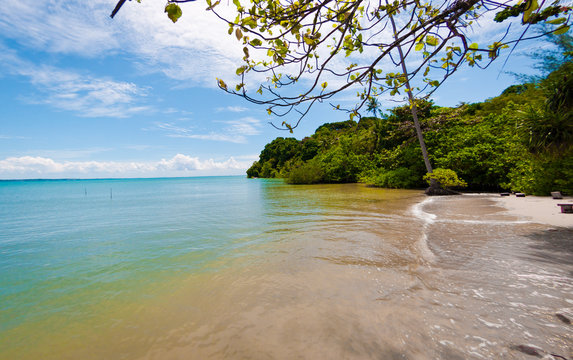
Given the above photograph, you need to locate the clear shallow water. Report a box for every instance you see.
[0,178,571,359]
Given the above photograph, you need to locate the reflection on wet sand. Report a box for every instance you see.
[144,190,571,359]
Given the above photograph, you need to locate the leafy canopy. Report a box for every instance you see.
[204,0,571,130]
[112,0,571,131]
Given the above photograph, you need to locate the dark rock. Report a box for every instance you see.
[516,192,526,197]
[510,344,543,357]
[425,185,461,196]
[556,313,571,324]
[500,192,510,196]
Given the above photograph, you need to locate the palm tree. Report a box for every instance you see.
[366,97,381,118]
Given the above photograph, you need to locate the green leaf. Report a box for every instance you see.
[206,0,220,10]
[415,42,424,51]
[321,82,328,89]
[242,16,257,28]
[217,78,228,90]
[165,3,182,23]
[553,25,570,35]
[425,36,438,46]
[523,0,538,23]
[250,38,262,46]
[469,43,479,50]
[303,36,314,46]
[547,17,566,25]
[236,66,247,75]
[235,28,243,41]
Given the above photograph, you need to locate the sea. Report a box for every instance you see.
[0,176,571,359]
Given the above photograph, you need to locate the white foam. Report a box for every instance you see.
[437,219,530,225]
[410,198,438,263]
[411,197,437,224]
[477,318,504,328]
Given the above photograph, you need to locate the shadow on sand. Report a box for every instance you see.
[523,227,573,274]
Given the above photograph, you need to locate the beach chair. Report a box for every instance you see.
[551,191,563,199]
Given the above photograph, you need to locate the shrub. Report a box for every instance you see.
[424,168,467,188]
[318,146,372,183]
[506,149,573,195]
[286,160,323,184]
[369,168,419,188]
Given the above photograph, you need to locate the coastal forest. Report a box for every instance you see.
[247,43,573,195]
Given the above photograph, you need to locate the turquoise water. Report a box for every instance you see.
[1,178,571,359]
[0,177,273,332]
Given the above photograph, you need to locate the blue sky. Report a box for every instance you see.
[0,0,546,179]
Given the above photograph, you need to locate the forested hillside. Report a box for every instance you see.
[247,61,572,195]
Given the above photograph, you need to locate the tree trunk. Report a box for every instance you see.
[389,14,433,176]
[389,13,444,194]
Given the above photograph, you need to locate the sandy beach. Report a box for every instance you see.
[495,194,573,228]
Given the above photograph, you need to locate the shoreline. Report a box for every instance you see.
[489,193,573,228]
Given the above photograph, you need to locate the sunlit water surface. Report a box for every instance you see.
[0,177,571,359]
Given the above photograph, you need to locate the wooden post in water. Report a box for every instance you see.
[110,188,113,200]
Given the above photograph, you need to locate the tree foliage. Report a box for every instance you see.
[202,0,571,130]
[247,63,573,195]
[423,168,467,188]
[112,0,570,128]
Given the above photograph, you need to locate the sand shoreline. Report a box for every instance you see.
[489,193,573,228]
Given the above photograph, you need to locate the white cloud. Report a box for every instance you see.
[26,148,113,160]
[154,116,263,143]
[216,106,249,113]
[154,122,246,143]
[0,134,27,140]
[0,1,256,118]
[0,154,250,179]
[158,154,242,171]
[0,0,249,86]
[0,46,151,118]
[222,117,262,136]
[169,132,248,144]
[0,1,118,57]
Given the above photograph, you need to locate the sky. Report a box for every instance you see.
[0,0,548,179]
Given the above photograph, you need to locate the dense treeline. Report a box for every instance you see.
[247,60,573,195]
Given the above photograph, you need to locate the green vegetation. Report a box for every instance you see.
[424,169,467,189]
[247,62,573,195]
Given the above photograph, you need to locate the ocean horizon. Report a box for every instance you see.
[0,174,247,182]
